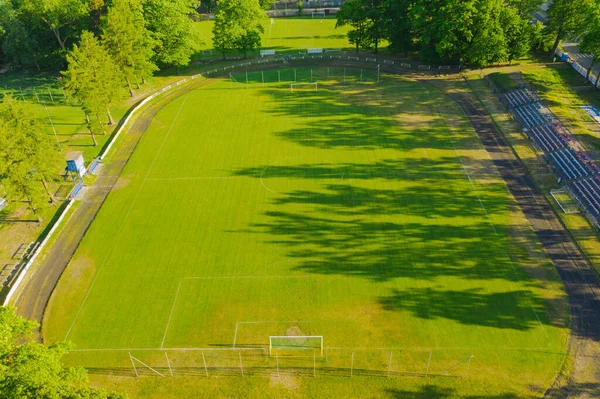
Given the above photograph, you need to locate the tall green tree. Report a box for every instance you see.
[384,0,414,57]
[212,0,265,59]
[500,6,530,63]
[364,0,386,53]
[546,0,595,57]
[63,31,122,145]
[336,0,373,55]
[580,21,600,84]
[0,306,127,398]
[0,96,61,221]
[142,0,201,71]
[504,0,545,16]
[102,0,157,96]
[15,0,89,51]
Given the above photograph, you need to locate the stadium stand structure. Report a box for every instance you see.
[503,88,600,227]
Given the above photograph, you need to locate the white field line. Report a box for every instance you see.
[183,275,316,279]
[431,90,551,346]
[161,280,183,349]
[65,97,189,341]
[146,176,244,181]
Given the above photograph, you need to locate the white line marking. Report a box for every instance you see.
[65,96,189,340]
[161,280,183,348]
[233,322,239,348]
[147,176,244,181]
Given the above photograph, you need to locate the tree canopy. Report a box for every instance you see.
[212,0,265,59]
[0,306,127,398]
[0,96,61,221]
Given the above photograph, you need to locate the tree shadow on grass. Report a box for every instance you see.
[386,386,519,399]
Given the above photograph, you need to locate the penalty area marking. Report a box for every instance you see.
[161,274,320,349]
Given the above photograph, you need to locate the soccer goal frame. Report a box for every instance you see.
[201,50,213,56]
[312,11,325,18]
[269,336,323,356]
[290,82,318,92]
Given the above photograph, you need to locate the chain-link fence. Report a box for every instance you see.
[66,348,475,379]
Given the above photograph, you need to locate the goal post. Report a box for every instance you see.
[312,11,325,18]
[269,336,323,356]
[290,82,318,92]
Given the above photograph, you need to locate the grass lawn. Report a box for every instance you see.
[43,68,567,398]
[193,17,353,57]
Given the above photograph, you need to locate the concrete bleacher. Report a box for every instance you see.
[504,88,539,108]
[549,148,593,181]
[527,125,569,153]
[571,176,600,219]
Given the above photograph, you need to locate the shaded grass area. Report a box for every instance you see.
[0,18,353,264]
[44,70,567,397]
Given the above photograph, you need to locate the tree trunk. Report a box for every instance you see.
[375,37,379,54]
[355,42,359,56]
[106,107,114,125]
[125,76,134,97]
[85,114,98,146]
[33,54,41,72]
[28,197,41,223]
[551,28,563,58]
[595,72,600,87]
[41,179,54,204]
[52,28,67,51]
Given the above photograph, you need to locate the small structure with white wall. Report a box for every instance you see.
[65,151,86,180]
[0,197,6,211]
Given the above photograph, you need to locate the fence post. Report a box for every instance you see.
[165,352,173,377]
[239,352,244,377]
[202,352,208,377]
[426,351,432,377]
[463,354,474,378]
[129,352,139,377]
[387,352,393,377]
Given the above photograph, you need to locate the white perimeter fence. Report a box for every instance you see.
[556,49,600,88]
[66,347,476,379]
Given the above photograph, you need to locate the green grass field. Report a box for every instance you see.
[44,68,568,398]
[194,18,353,56]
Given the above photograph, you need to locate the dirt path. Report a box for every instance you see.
[421,75,600,398]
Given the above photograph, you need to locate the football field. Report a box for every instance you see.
[44,68,568,397]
